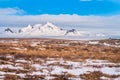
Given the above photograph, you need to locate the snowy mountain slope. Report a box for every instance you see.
[3,22,118,39]
[4,22,88,36]
[34,22,66,36]
[18,24,33,33]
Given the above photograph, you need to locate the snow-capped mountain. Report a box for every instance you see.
[18,24,33,33]
[3,22,117,40]
[4,22,88,36]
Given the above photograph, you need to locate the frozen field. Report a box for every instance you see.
[0,55,120,80]
[0,38,119,80]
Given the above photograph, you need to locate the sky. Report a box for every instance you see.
[0,0,120,15]
[0,0,120,33]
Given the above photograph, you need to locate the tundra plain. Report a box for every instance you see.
[0,38,120,80]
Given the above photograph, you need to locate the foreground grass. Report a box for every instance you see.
[0,38,120,80]
[0,38,120,62]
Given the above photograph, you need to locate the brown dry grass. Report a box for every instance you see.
[0,38,120,63]
[4,74,19,80]
[80,71,119,80]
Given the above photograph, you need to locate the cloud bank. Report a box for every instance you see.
[0,8,120,33]
[0,7,25,15]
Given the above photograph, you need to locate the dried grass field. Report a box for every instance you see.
[0,38,120,80]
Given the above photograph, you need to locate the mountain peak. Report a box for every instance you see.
[19,24,33,33]
[26,24,33,29]
[45,22,56,27]
[4,22,88,37]
[5,28,14,33]
[46,22,54,26]
[42,22,60,30]
[65,29,77,35]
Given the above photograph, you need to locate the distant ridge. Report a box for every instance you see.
[4,22,88,36]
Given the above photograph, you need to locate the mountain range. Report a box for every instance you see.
[4,22,89,37]
[3,22,119,39]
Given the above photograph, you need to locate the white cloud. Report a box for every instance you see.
[0,7,25,15]
[0,8,120,33]
[0,14,120,27]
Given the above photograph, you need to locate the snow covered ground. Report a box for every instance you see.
[0,39,119,79]
[88,41,120,47]
[0,56,120,80]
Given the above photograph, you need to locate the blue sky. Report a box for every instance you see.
[0,0,120,34]
[0,0,120,15]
